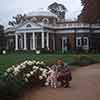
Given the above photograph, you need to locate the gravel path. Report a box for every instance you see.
[19,64,100,100]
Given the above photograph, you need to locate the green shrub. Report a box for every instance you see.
[40,48,54,54]
[0,78,25,100]
[70,55,98,66]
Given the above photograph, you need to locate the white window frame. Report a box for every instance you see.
[31,17,37,22]
[76,37,82,47]
[42,18,49,24]
[83,37,89,50]
[62,36,68,53]
[26,24,32,27]
[83,37,88,46]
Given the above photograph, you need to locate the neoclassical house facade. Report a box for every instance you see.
[5,11,100,52]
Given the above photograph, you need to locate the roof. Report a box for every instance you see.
[27,11,58,18]
[5,27,15,33]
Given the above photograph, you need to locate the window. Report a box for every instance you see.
[83,37,88,46]
[76,37,89,50]
[62,37,68,52]
[78,39,81,45]
[31,17,37,22]
[76,37,82,47]
[82,37,89,50]
[42,18,49,24]
[26,24,32,27]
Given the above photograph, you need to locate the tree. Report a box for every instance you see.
[48,2,67,19]
[79,0,100,23]
[0,24,6,50]
[0,25,4,34]
[8,14,26,26]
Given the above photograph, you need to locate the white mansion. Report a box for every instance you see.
[5,11,100,52]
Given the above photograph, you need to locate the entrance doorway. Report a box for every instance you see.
[35,33,41,49]
[26,33,32,50]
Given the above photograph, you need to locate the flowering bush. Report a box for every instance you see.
[0,60,49,99]
[4,60,49,84]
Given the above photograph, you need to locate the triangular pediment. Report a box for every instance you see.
[16,21,43,30]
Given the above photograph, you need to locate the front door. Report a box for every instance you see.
[62,37,68,53]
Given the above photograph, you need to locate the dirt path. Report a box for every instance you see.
[19,64,100,100]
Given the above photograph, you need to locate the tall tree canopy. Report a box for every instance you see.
[79,0,100,23]
[8,14,26,26]
[0,25,4,34]
[48,2,67,19]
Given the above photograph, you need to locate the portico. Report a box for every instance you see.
[14,22,50,50]
[15,31,49,50]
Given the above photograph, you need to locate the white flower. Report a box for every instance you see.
[21,65,26,69]
[42,70,48,78]
[12,65,15,68]
[14,67,20,73]
[6,67,13,73]
[42,73,47,78]
[39,68,44,71]
[40,61,45,65]
[24,60,28,64]
[17,65,21,70]
[26,73,31,78]
[20,63,25,67]
[42,69,48,73]
[42,69,48,78]
[13,71,18,76]
[27,61,33,65]
[30,71,34,75]
[36,67,39,69]
[20,63,23,66]
[39,76,43,80]
[32,66,35,69]
[32,60,36,64]
[24,78,29,82]
[33,69,37,73]
[33,66,38,69]
[36,61,40,65]
[13,67,20,76]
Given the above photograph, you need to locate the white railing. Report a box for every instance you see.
[91,24,100,28]
[40,22,91,29]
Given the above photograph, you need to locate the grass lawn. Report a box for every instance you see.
[0,52,100,100]
[0,52,100,74]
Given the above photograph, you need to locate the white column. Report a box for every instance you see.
[46,32,49,49]
[32,32,35,50]
[15,34,18,50]
[24,33,27,50]
[42,32,45,48]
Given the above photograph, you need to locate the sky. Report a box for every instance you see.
[0,0,82,27]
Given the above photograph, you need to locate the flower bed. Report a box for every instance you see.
[0,60,49,100]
